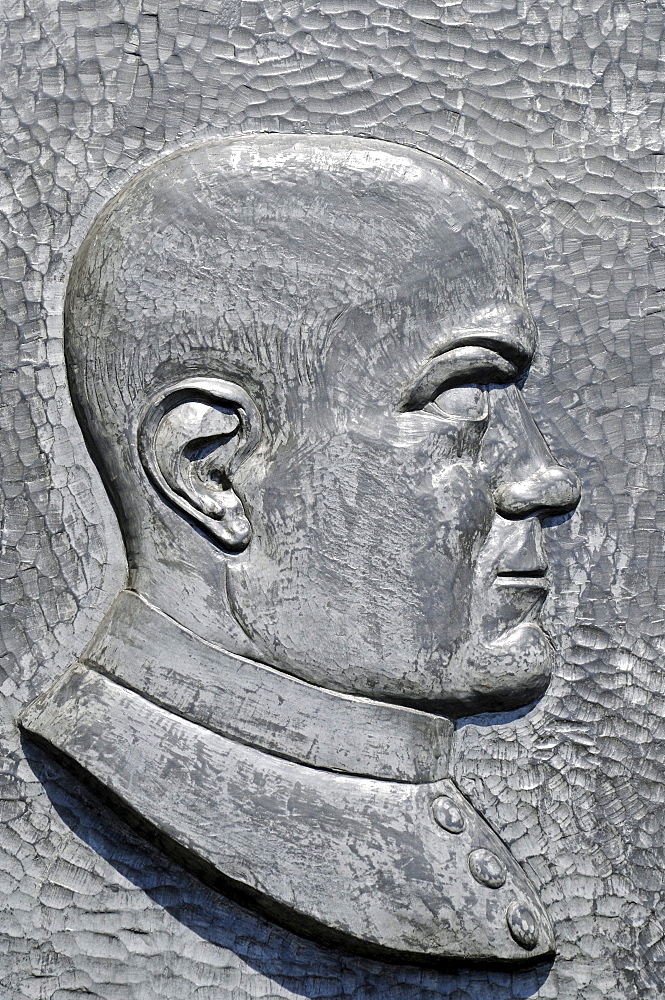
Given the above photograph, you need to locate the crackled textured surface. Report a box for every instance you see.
[17,130,579,966]
[1,0,665,998]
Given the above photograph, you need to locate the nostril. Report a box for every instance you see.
[494,466,581,519]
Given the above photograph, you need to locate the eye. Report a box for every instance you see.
[426,384,488,421]
[400,346,518,413]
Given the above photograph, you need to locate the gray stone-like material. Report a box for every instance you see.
[18,131,577,965]
[1,2,665,999]
[79,590,454,783]
[22,660,555,964]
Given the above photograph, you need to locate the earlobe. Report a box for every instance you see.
[138,378,260,552]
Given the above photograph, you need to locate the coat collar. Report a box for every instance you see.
[20,590,555,965]
[78,590,453,783]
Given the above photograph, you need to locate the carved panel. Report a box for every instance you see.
[2,3,664,999]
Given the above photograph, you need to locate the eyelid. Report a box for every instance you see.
[400,346,519,411]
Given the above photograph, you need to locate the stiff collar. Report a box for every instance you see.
[79,590,453,783]
[20,590,555,965]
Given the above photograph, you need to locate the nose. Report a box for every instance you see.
[488,385,581,520]
[494,465,581,519]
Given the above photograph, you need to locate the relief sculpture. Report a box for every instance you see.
[20,135,581,965]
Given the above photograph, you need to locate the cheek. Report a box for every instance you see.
[229,438,497,674]
[429,465,495,558]
[354,426,495,538]
[279,438,494,579]
[238,432,495,606]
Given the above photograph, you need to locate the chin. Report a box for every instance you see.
[438,621,555,718]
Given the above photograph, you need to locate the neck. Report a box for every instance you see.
[83,589,454,783]
[128,549,257,659]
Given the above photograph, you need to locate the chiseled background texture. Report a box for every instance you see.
[1,0,664,997]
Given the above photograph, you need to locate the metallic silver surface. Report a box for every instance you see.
[1,2,663,997]
[21,133,575,964]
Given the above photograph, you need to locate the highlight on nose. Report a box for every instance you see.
[493,465,581,519]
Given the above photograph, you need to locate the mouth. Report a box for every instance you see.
[494,568,549,590]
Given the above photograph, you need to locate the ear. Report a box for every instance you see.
[138,378,261,552]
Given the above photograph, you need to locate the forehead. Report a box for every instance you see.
[327,234,534,383]
[407,300,537,371]
[72,137,532,406]
[367,191,530,356]
[92,137,516,288]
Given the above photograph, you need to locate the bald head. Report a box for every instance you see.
[67,135,520,468]
[64,135,567,710]
[65,135,528,617]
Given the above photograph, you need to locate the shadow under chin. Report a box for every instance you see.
[454,697,542,729]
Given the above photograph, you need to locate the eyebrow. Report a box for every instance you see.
[432,307,536,371]
[400,343,522,411]
[399,305,537,410]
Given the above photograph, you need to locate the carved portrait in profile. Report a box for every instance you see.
[21,135,580,965]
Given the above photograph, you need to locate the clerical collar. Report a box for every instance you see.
[20,590,556,965]
[79,589,453,783]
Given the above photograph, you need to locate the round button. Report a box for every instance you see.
[431,795,466,834]
[468,848,506,889]
[506,901,539,950]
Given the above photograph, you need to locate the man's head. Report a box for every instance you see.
[66,134,580,715]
